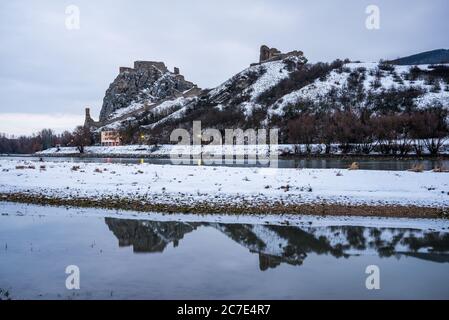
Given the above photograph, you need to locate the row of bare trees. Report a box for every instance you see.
[287,107,449,156]
[0,129,71,154]
[0,126,94,154]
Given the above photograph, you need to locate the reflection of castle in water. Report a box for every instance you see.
[104,218,449,271]
[105,218,199,253]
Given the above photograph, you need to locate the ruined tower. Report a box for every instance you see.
[258,45,305,64]
[84,107,101,128]
[259,45,281,63]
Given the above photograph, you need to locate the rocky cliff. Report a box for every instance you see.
[99,61,197,122]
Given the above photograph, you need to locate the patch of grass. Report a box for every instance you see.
[433,166,449,173]
[408,164,424,173]
[348,162,360,170]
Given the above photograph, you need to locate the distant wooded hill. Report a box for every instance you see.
[389,49,449,65]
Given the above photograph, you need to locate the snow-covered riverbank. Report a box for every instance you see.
[1,159,448,217]
[4,201,449,232]
[36,142,449,157]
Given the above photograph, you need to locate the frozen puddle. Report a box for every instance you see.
[1,202,449,299]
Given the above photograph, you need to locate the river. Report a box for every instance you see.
[2,155,449,171]
[0,202,448,300]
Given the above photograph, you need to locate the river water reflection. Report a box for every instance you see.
[1,204,449,299]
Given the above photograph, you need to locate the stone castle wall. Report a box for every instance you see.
[258,45,304,64]
[133,61,168,73]
[119,61,182,76]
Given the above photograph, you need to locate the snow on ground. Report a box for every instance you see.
[208,58,297,117]
[246,60,291,100]
[150,97,191,115]
[240,59,294,116]
[107,101,148,120]
[100,96,196,132]
[268,62,449,118]
[142,97,197,129]
[1,159,449,209]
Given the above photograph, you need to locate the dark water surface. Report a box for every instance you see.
[2,155,449,171]
[0,204,449,299]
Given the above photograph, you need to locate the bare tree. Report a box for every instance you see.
[59,131,74,147]
[287,113,317,154]
[373,114,399,155]
[317,112,337,154]
[72,126,93,154]
[410,108,448,156]
[334,110,359,154]
[39,129,55,150]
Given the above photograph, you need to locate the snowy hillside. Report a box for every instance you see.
[268,63,449,118]
[81,48,449,149]
[101,60,448,135]
[207,57,301,116]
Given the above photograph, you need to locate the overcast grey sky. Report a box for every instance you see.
[0,0,448,135]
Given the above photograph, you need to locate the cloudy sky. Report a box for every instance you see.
[0,0,448,135]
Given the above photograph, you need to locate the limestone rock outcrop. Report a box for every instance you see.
[99,61,197,122]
